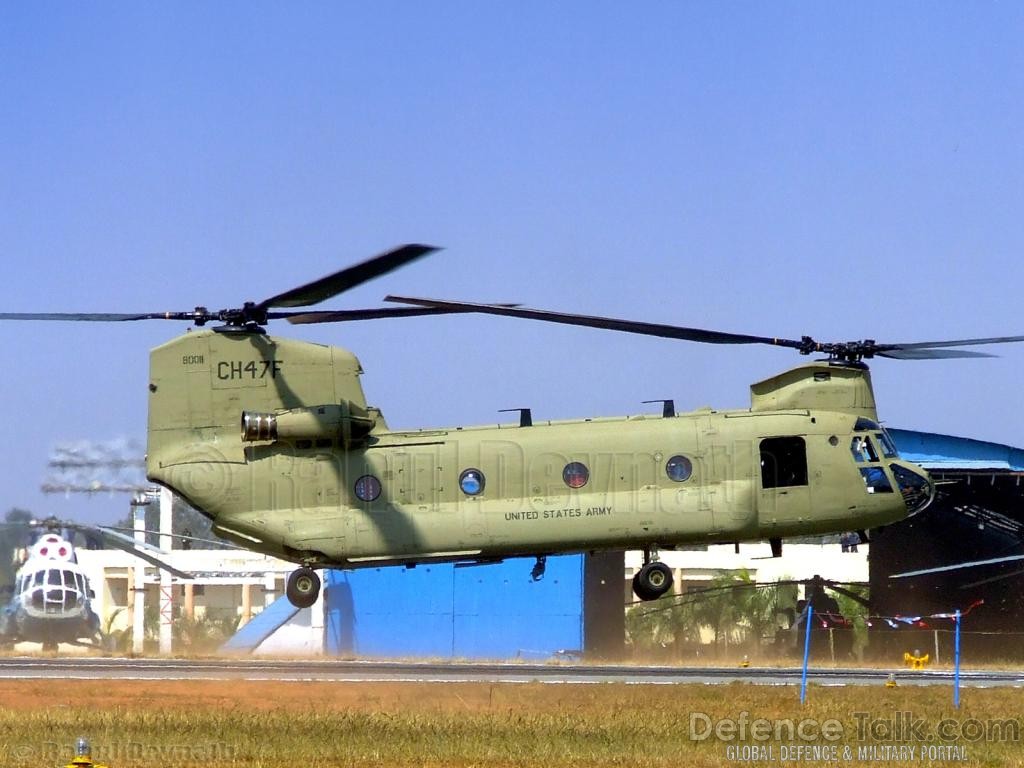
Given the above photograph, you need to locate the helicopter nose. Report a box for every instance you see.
[890,461,935,516]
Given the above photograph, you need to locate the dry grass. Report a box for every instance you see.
[0,679,1021,766]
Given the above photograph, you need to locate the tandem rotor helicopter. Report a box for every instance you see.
[4,245,1024,608]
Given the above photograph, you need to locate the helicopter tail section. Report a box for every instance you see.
[145,329,374,513]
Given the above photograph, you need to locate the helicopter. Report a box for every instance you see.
[4,244,1024,609]
[0,517,189,650]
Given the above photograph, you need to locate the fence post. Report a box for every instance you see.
[953,610,961,709]
[800,605,813,704]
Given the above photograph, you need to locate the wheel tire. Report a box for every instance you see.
[286,568,321,609]
[632,562,673,601]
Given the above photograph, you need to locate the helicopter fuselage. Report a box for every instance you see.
[146,330,934,569]
[0,541,100,647]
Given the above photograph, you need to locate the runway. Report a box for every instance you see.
[1,657,1022,686]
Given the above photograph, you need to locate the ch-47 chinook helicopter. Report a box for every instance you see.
[4,245,1024,609]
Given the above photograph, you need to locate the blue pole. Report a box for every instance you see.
[800,604,814,704]
[953,609,961,709]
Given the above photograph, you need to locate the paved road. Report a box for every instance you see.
[0,657,1021,686]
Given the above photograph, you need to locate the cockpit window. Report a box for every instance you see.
[860,466,893,494]
[877,431,899,458]
[47,570,62,586]
[850,436,879,463]
[854,417,881,432]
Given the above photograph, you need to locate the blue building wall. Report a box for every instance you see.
[324,555,585,659]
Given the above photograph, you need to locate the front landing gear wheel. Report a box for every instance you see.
[286,567,321,609]
[632,562,673,601]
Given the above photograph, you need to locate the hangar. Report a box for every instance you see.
[870,429,1024,658]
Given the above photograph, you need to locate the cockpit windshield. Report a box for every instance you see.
[876,430,899,458]
[850,436,879,463]
[21,567,86,615]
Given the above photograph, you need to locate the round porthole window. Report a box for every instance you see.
[665,455,693,482]
[354,475,382,502]
[563,461,589,489]
[459,468,485,496]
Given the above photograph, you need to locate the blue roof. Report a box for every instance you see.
[220,592,300,652]
[889,428,1024,472]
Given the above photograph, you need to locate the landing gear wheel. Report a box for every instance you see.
[286,567,321,609]
[632,561,673,601]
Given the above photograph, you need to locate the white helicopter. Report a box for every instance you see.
[0,518,191,651]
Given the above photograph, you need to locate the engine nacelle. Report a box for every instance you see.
[241,402,376,447]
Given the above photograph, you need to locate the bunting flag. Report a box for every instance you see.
[803,600,983,628]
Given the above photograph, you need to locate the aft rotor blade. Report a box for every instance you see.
[386,296,805,349]
[282,303,520,325]
[259,244,440,309]
[0,312,195,322]
[280,306,466,324]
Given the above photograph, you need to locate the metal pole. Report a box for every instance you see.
[800,605,813,704]
[159,486,174,654]
[132,495,146,654]
[934,629,940,666]
[954,610,961,709]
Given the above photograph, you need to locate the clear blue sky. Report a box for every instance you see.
[2,3,1023,524]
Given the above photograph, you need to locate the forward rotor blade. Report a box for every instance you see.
[259,244,439,309]
[877,349,996,360]
[386,296,805,349]
[882,334,1024,351]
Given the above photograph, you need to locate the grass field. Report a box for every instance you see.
[0,679,1021,767]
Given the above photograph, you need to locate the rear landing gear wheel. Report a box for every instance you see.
[632,561,673,601]
[286,567,321,609]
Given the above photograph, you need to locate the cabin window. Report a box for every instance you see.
[850,436,878,463]
[760,437,808,488]
[563,462,589,489]
[295,439,313,450]
[665,455,693,482]
[459,468,486,496]
[354,474,382,502]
